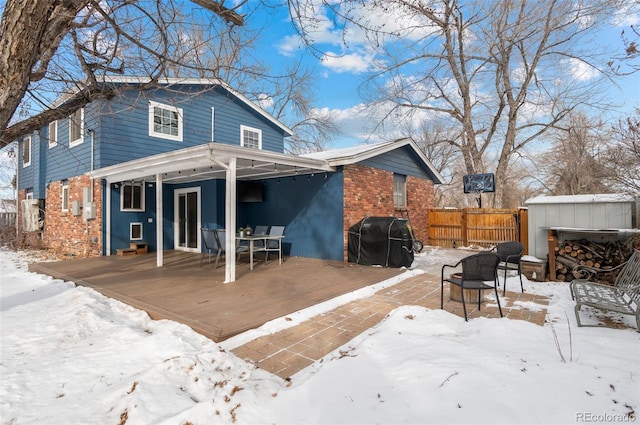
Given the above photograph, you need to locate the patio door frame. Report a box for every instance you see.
[174,186,201,253]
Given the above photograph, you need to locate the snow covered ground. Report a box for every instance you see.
[1,246,638,425]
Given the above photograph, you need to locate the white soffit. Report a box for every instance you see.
[88,143,335,184]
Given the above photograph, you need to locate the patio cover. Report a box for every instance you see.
[88,142,335,283]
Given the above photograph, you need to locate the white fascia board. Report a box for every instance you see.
[88,143,334,183]
[307,138,444,184]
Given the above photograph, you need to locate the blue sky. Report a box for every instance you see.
[246,2,640,149]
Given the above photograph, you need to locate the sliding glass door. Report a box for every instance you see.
[174,187,201,252]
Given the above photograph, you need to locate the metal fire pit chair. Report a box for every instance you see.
[441,252,503,321]
[492,241,525,295]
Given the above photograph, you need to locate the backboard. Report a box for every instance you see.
[463,173,495,193]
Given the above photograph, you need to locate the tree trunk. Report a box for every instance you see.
[0,0,88,143]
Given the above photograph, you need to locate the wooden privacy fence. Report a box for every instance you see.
[428,208,529,253]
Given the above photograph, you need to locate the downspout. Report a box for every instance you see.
[15,149,19,241]
[87,129,94,256]
[106,182,111,255]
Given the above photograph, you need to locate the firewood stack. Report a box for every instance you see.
[553,236,640,285]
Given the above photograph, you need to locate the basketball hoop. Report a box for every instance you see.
[462,173,495,208]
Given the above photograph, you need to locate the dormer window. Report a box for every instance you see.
[241,125,262,149]
[149,100,183,141]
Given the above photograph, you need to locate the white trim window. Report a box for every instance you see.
[149,100,183,141]
[48,121,58,147]
[240,125,262,149]
[61,181,69,212]
[22,136,31,167]
[393,173,407,208]
[69,108,84,147]
[121,182,145,211]
[130,222,143,240]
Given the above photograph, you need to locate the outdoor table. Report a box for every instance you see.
[236,234,284,270]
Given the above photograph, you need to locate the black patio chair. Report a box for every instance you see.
[440,251,503,321]
[491,241,525,295]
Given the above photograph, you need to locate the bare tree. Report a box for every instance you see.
[245,62,338,154]
[536,111,611,195]
[609,12,640,74]
[405,119,461,206]
[0,0,249,147]
[0,144,17,198]
[602,109,640,196]
[287,0,630,206]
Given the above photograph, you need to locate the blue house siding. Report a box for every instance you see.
[18,134,34,194]
[97,85,285,169]
[106,183,158,253]
[41,102,101,184]
[239,172,344,261]
[19,83,287,197]
[360,146,435,180]
[208,90,286,152]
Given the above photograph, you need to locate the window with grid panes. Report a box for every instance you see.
[149,101,183,141]
[121,182,144,211]
[240,125,261,149]
[69,109,83,146]
[393,173,407,208]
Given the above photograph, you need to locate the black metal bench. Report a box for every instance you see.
[571,249,640,331]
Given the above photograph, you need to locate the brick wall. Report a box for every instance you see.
[18,176,102,257]
[342,164,436,260]
[406,175,435,244]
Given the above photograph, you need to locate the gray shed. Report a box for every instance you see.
[526,194,638,259]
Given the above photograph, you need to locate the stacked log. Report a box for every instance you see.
[553,238,637,285]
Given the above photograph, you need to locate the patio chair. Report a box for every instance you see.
[263,225,285,263]
[251,225,269,249]
[491,241,525,295]
[201,228,218,265]
[206,228,249,268]
[440,251,503,321]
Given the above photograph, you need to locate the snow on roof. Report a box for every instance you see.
[525,193,636,204]
[300,140,395,161]
[301,138,445,184]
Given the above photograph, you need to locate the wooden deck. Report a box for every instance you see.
[28,251,404,342]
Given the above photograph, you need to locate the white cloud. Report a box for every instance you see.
[276,34,305,57]
[256,93,274,110]
[567,58,600,81]
[612,3,640,27]
[311,99,439,147]
[320,52,371,74]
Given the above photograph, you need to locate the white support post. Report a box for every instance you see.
[106,182,111,256]
[156,173,163,267]
[224,157,237,283]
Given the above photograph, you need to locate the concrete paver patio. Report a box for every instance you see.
[231,272,549,379]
